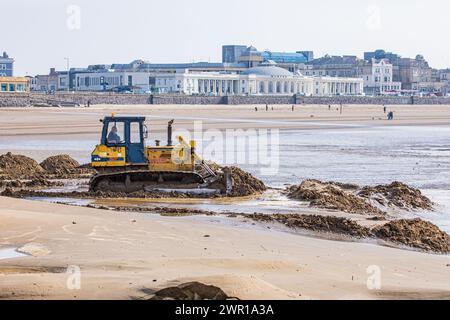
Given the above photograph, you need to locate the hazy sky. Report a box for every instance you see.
[2,0,449,75]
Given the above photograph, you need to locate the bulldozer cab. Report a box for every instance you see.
[101,116,147,164]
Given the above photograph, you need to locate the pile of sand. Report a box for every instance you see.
[358,182,434,211]
[40,155,80,175]
[0,152,45,179]
[225,166,267,197]
[248,213,371,238]
[149,282,231,300]
[287,180,383,215]
[372,219,450,254]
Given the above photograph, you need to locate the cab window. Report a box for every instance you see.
[130,122,141,144]
[107,122,125,145]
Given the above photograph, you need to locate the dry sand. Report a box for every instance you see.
[0,196,449,300]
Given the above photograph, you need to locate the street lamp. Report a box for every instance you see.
[64,57,70,92]
[147,60,150,94]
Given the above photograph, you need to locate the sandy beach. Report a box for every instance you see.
[1,104,450,300]
[1,196,450,300]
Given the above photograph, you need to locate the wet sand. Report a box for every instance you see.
[1,196,449,300]
[0,104,450,162]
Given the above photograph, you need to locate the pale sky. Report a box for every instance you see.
[2,0,449,75]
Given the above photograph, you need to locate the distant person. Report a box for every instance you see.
[87,100,91,108]
[271,106,274,111]
[383,105,387,114]
[255,107,258,112]
[292,105,295,112]
[266,104,269,111]
[387,111,394,120]
[328,104,331,111]
[107,126,121,144]
[340,104,343,115]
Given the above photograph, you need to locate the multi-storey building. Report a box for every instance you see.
[0,52,14,77]
[303,55,361,78]
[356,59,402,95]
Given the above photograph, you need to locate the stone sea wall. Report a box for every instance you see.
[1,92,450,107]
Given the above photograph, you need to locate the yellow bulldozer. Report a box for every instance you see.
[89,115,228,194]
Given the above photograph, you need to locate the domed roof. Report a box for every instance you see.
[241,63,293,77]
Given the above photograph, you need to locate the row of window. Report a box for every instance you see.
[0,83,27,92]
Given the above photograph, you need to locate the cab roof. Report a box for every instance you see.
[103,116,146,122]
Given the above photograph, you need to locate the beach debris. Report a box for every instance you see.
[287,180,384,215]
[0,152,45,179]
[0,177,63,189]
[288,180,434,214]
[149,282,231,300]
[372,219,450,254]
[358,182,434,211]
[222,166,267,197]
[247,213,371,238]
[40,155,80,175]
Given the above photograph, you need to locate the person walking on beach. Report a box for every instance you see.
[255,106,258,112]
[266,104,269,111]
[292,105,295,112]
[340,104,343,115]
[383,105,387,114]
[328,104,331,111]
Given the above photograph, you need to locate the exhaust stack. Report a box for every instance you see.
[167,120,174,146]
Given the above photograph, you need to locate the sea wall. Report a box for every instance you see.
[1,92,450,107]
[0,93,31,107]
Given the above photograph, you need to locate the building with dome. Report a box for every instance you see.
[68,59,363,96]
[165,61,363,96]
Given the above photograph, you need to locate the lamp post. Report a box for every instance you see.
[147,61,150,94]
[64,57,70,92]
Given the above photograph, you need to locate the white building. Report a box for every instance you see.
[172,62,363,96]
[359,59,402,95]
[74,71,154,92]
[71,61,363,96]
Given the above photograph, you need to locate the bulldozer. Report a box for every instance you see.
[89,115,229,194]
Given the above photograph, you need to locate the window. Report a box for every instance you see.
[0,64,6,70]
[1,84,7,91]
[130,122,141,144]
[107,122,125,145]
[9,84,15,91]
[16,84,24,92]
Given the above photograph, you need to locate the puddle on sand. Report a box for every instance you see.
[0,248,28,261]
[26,190,310,215]
[93,189,310,215]
[26,197,94,207]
